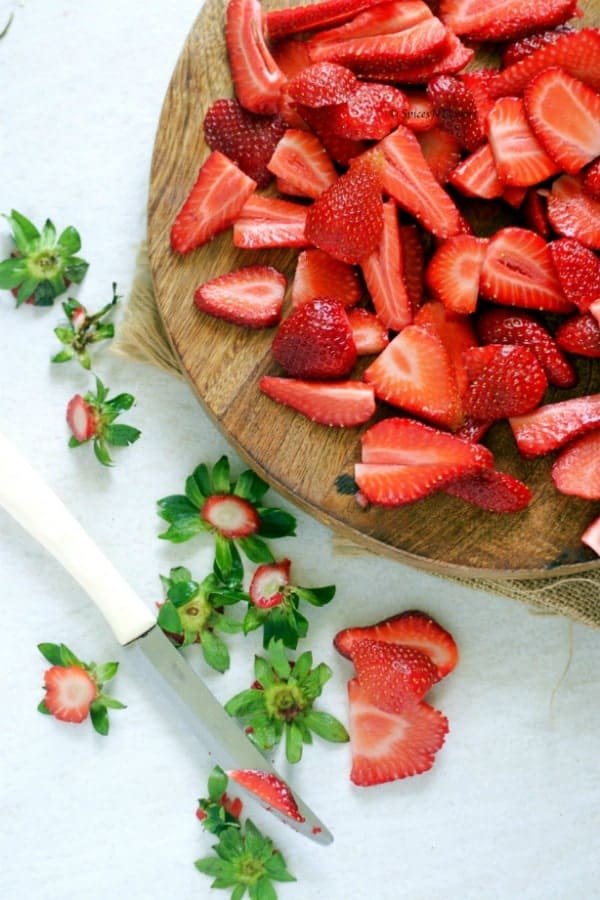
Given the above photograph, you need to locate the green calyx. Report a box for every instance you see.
[243,579,336,650]
[68,375,141,466]
[52,283,119,369]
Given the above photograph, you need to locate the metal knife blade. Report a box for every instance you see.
[0,430,332,844]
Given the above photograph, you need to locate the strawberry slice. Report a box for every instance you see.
[549,237,600,313]
[360,416,493,468]
[425,233,488,314]
[555,312,600,357]
[439,0,579,42]
[249,559,291,608]
[327,82,409,141]
[426,74,486,152]
[413,300,478,397]
[509,393,600,456]
[227,769,305,822]
[225,0,287,114]
[285,61,358,107]
[582,514,600,556]
[443,468,532,512]
[194,265,286,328]
[449,143,504,200]
[232,195,309,249]
[382,31,473,84]
[417,126,463,185]
[43,666,97,723]
[170,152,256,254]
[583,159,600,200]
[334,609,459,677]
[524,68,600,175]
[271,298,357,378]
[486,96,560,187]
[354,460,478,505]
[66,394,97,442]
[399,224,425,309]
[463,344,548,421]
[350,639,439,713]
[546,174,600,251]
[259,375,376,426]
[501,23,576,67]
[267,128,338,199]
[346,677,449,786]
[360,198,413,331]
[363,323,464,431]
[479,227,572,312]
[270,36,313,78]
[291,248,362,309]
[265,0,383,40]
[307,0,435,47]
[346,307,390,354]
[201,494,260,538]
[551,430,600,499]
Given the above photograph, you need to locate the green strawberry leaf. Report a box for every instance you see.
[104,423,141,447]
[256,507,297,538]
[237,535,275,565]
[233,469,270,504]
[212,455,232,493]
[294,584,336,606]
[200,629,230,673]
[157,601,183,635]
[285,721,304,763]
[89,701,110,736]
[224,689,266,719]
[304,709,349,743]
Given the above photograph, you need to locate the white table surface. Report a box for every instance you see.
[1,2,599,898]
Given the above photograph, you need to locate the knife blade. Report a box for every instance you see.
[0,430,332,845]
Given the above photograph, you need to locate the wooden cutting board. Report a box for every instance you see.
[147,0,600,579]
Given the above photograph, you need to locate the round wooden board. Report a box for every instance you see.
[148,0,600,579]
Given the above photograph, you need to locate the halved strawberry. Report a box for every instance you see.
[346,307,390,354]
[265,0,383,40]
[201,494,260,538]
[66,395,98,442]
[170,152,256,254]
[360,416,493,468]
[449,143,504,200]
[555,312,600,357]
[439,0,579,43]
[350,639,439,713]
[417,126,463,185]
[463,343,548,421]
[232,194,309,249]
[360,198,413,331]
[43,665,97,723]
[582,514,600,556]
[546,174,600,251]
[259,375,376,426]
[328,82,409,141]
[425,233,488,314]
[227,769,305,822]
[443,468,532,512]
[291,248,362,309]
[271,297,357,378]
[225,0,287,114]
[194,265,286,328]
[509,393,600,456]
[347,677,449,786]
[551,430,600,499]
[486,96,559,187]
[285,60,358,107]
[267,128,338,199]
[549,237,600,313]
[426,73,486,152]
[249,559,291,608]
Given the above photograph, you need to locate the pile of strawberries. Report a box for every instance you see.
[169,0,600,554]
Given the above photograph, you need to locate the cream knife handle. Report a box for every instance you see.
[0,431,156,645]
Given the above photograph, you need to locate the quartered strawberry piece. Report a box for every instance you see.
[555,312,600,357]
[271,297,358,378]
[426,73,486,152]
[194,265,286,328]
[486,96,560,187]
[346,307,390,354]
[225,0,287,114]
[285,60,359,107]
[463,343,549,421]
[43,665,98,723]
[546,174,600,250]
[551,430,600,499]
[265,0,383,40]
[201,494,260,538]
[549,237,600,313]
[267,128,338,199]
[291,248,362,309]
[227,769,305,822]
[443,467,532,512]
[509,393,600,456]
[347,677,449,786]
[249,559,291,608]
[327,82,409,141]
[449,143,505,200]
[350,639,439,713]
[439,0,579,42]
[360,416,493,469]
[582,514,600,556]
[259,375,376,426]
[232,194,310,249]
[425,233,488,314]
[361,198,413,331]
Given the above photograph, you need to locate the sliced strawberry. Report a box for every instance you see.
[327,83,409,141]
[522,186,552,237]
[355,460,472,505]
[361,198,413,331]
[383,30,473,84]
[232,194,309,249]
[286,61,358,107]
[551,430,600,499]
[463,343,548,421]
[439,0,579,42]
[399,224,425,310]
[291,248,362,309]
[225,0,287,114]
[267,128,338,199]
[360,416,493,469]
[444,468,532,512]
[403,89,438,132]
[501,23,576,67]
[583,159,600,200]
[259,375,376,426]
[227,769,305,822]
[426,74,486,152]
[66,395,98,442]
[201,494,260,538]
[350,640,439,713]
[249,559,291,608]
[334,609,459,677]
[295,103,369,165]
[304,153,384,264]
[43,666,97,723]
[265,0,383,40]
[582,514,600,556]
[449,143,504,201]
[346,307,390,354]
[270,36,313,78]
[555,312,600,357]
[413,300,478,397]
[486,96,559,187]
[479,227,572,312]
[549,237,600,313]
[307,0,435,47]
[509,393,600,456]
[170,152,256,254]
[417,126,462,185]
[271,297,357,379]
[194,265,286,328]
[364,324,464,431]
[425,233,488,315]
[546,174,600,251]
[476,306,577,388]
[347,677,449,786]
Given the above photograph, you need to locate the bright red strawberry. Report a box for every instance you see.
[479,227,572,312]
[249,559,291,608]
[270,36,313,78]
[360,416,493,469]
[346,307,390,354]
[463,344,548,421]
[286,61,358,107]
[194,265,286,328]
[361,198,413,331]
[509,393,600,455]
[501,23,576,67]
[346,678,449,786]
[265,0,383,40]
[225,0,287,114]
[307,0,435,47]
[524,68,600,175]
[170,152,256,254]
[227,769,305,822]
[272,297,357,378]
[476,306,577,388]
[328,83,409,140]
[403,89,438,132]
[384,31,474,85]
[522,186,552,237]
[582,514,600,556]
[350,639,439,713]
[486,96,559,187]
[399,224,425,309]
[43,665,97,723]
[232,194,309,249]
[203,98,288,188]
[334,609,458,677]
[304,153,384,264]
[546,174,600,251]
[66,394,98,442]
[363,323,464,431]
[551,430,600,499]
[449,143,504,200]
[295,103,369,165]
[416,126,462,185]
[267,128,338,199]
[413,300,478,397]
[583,159,600,200]
[549,238,600,313]
[439,0,579,42]
[291,248,362,309]
[555,312,600,357]
[354,460,475,505]
[443,468,532,512]
[201,494,260,538]
[425,233,488,314]
[426,74,486,152]
[259,375,376,426]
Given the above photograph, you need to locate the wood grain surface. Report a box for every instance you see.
[148,0,600,579]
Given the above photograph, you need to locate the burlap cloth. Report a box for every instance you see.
[114,244,600,629]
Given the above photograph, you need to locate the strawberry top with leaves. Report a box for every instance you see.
[66,376,141,467]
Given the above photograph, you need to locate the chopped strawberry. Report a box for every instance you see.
[546,173,600,251]
[426,74,486,152]
[479,227,572,312]
[403,89,438,132]
[384,30,474,84]
[355,460,473,505]
[509,393,600,456]
[334,609,459,677]
[463,343,548,421]
[227,769,305,822]
[249,559,291,608]
[201,494,260,538]
[582,514,600,556]
[416,126,463,185]
[194,265,286,328]
[555,312,600,357]
[399,224,425,309]
[328,82,409,141]
[425,233,488,314]
[551,430,600,499]
[307,0,435,47]
[232,194,309,249]
[66,394,98,442]
[350,639,439,713]
[203,98,288,188]
[476,306,577,388]
[271,297,358,378]
[360,416,493,469]
[266,128,338,199]
[295,103,369,165]
[270,36,313,78]
[522,186,552,237]
[43,665,97,724]
[265,0,383,40]
[170,152,256,254]
[346,307,390,354]
[583,159,600,200]
[259,375,376,426]
[363,323,464,431]
[486,96,559,187]
[449,143,505,201]
[304,153,384,264]
[286,61,359,107]
[439,0,579,42]
[360,198,413,331]
[291,248,362,309]
[444,468,532,512]
[225,0,287,114]
[346,678,449,786]
[549,238,600,313]
[413,300,478,397]
[501,23,576,67]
